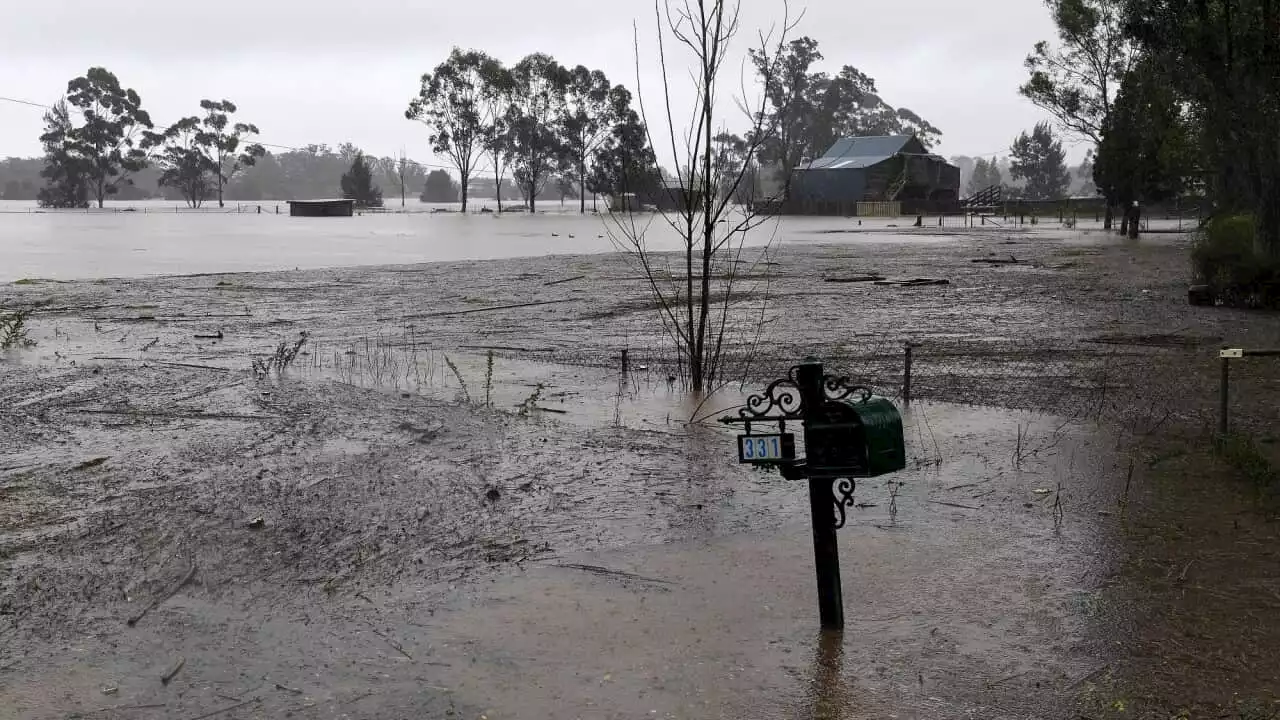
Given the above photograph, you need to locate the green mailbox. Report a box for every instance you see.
[805,397,905,477]
[719,358,908,631]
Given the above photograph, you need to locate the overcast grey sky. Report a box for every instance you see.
[0,0,1080,168]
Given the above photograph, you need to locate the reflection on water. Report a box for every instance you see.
[811,630,848,720]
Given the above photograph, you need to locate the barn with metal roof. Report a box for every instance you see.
[789,135,961,215]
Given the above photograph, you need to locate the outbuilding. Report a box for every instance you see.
[286,199,356,217]
[789,135,961,216]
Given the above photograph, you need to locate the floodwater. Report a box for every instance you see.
[5,211,1272,717]
[0,340,1124,718]
[0,198,1191,282]
[0,200,776,282]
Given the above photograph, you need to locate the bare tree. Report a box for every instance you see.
[394,150,411,207]
[607,0,795,393]
[377,151,412,207]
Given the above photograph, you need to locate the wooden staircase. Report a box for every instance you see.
[961,184,1002,210]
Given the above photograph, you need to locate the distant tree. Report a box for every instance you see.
[155,117,214,207]
[711,132,758,204]
[36,99,90,208]
[891,107,943,150]
[337,143,363,164]
[477,57,515,212]
[750,38,943,200]
[1093,59,1196,216]
[551,175,573,205]
[61,68,156,207]
[420,169,459,202]
[585,103,662,201]
[966,157,1004,196]
[2,180,36,200]
[377,151,423,207]
[950,155,975,191]
[228,151,287,200]
[1020,0,1138,225]
[751,36,821,201]
[966,158,989,196]
[194,100,265,208]
[223,145,351,201]
[507,53,569,212]
[1009,122,1071,201]
[1073,159,1097,197]
[559,67,618,213]
[340,153,383,207]
[407,48,490,212]
[0,158,42,201]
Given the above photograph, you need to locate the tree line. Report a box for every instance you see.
[32,68,269,209]
[1018,0,1278,243]
[404,48,662,212]
[15,39,950,212]
[952,146,1095,202]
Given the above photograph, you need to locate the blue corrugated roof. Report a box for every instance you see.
[802,155,890,170]
[821,135,914,159]
[796,135,915,172]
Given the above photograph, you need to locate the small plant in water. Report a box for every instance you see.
[444,354,472,404]
[518,383,545,416]
[484,350,494,408]
[252,332,307,377]
[0,310,35,349]
[887,479,902,524]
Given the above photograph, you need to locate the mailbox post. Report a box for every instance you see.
[720,357,905,630]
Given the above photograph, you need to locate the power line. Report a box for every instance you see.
[0,93,470,174]
[0,95,55,110]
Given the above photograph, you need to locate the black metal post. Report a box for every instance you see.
[1219,353,1230,437]
[621,349,629,375]
[902,342,914,405]
[795,359,844,630]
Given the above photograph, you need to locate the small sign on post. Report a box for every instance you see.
[737,433,796,463]
[720,357,906,630]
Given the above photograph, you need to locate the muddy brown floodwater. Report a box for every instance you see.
[2,222,1279,719]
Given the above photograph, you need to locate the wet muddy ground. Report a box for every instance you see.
[2,224,1279,718]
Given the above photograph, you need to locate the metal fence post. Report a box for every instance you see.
[1219,351,1230,437]
[903,342,914,405]
[621,349,629,375]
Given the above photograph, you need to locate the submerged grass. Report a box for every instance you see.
[444,355,472,404]
[1215,433,1280,497]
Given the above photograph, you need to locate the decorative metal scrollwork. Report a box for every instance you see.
[738,373,805,420]
[822,375,872,404]
[832,478,857,529]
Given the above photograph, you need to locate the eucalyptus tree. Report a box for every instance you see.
[61,67,156,207]
[407,48,490,211]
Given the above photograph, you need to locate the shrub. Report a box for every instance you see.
[1190,215,1280,307]
[0,310,35,349]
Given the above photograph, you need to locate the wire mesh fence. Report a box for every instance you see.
[546,334,1272,439]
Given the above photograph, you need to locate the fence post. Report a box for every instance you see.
[903,342,914,405]
[1219,351,1230,437]
[621,349,629,375]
